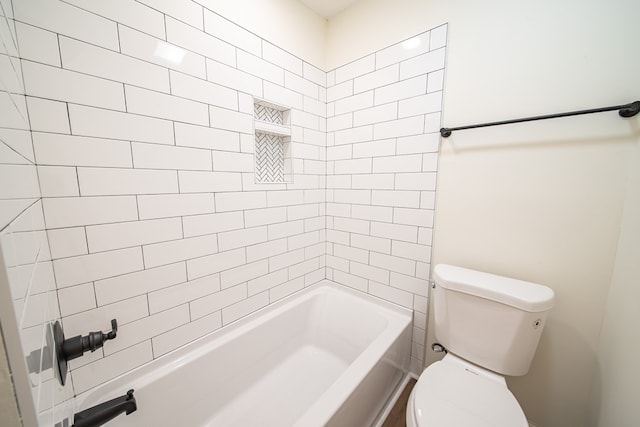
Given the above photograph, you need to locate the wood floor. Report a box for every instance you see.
[381,378,417,427]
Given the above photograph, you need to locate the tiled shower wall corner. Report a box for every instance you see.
[0,0,74,424]
[1,0,447,421]
[325,25,447,373]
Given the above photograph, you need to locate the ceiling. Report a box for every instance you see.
[298,0,361,19]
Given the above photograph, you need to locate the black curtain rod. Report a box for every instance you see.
[440,100,640,138]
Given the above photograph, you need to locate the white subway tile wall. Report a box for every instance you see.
[1,0,447,422]
[326,25,446,373]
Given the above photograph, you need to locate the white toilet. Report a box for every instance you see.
[407,264,555,427]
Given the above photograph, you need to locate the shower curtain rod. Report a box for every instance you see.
[439,100,640,138]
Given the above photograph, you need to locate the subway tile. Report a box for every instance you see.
[47,227,87,259]
[57,283,96,317]
[417,227,433,246]
[206,58,262,97]
[430,25,448,49]
[427,69,445,93]
[37,166,79,197]
[152,311,222,357]
[0,165,39,200]
[398,92,442,118]
[86,218,183,253]
[290,109,321,130]
[327,145,352,161]
[334,126,373,145]
[393,208,434,227]
[333,217,369,235]
[215,191,266,212]
[351,139,395,158]
[14,0,119,51]
[218,226,267,252]
[327,113,352,132]
[351,233,391,254]
[244,207,287,228]
[326,229,349,245]
[209,106,253,134]
[376,31,430,70]
[43,196,138,229]
[333,189,371,205]
[326,202,351,217]
[15,22,60,67]
[138,194,214,219]
[370,221,418,243]
[186,248,246,280]
[263,81,304,110]
[94,262,186,306]
[174,122,240,151]
[22,61,125,110]
[353,103,398,127]
[373,116,424,140]
[333,244,368,264]
[268,219,303,240]
[304,216,324,232]
[221,292,269,325]
[420,191,436,210]
[400,47,446,80]
[302,62,326,87]
[0,93,28,130]
[132,142,212,171]
[373,154,422,173]
[288,259,319,281]
[126,85,209,126]
[395,172,437,190]
[327,80,353,102]
[304,242,325,259]
[424,112,441,133]
[53,247,142,288]
[333,270,367,292]
[351,174,394,190]
[303,97,326,118]
[220,260,269,289]
[389,271,429,297]
[369,281,413,309]
[71,341,152,394]
[182,211,244,237]
[170,70,238,109]
[69,104,174,145]
[190,284,247,320]
[33,133,131,168]
[178,171,242,193]
[0,129,33,163]
[64,0,165,39]
[268,248,305,271]
[335,54,375,83]
[350,261,390,285]
[263,42,303,75]
[370,252,415,275]
[353,64,399,94]
[334,91,374,116]
[375,75,427,105]
[246,238,288,263]
[144,233,218,269]
[60,37,170,93]
[104,305,190,356]
[334,158,371,174]
[203,9,261,56]
[351,204,393,222]
[288,204,319,221]
[267,190,304,207]
[166,16,235,67]
[326,255,349,272]
[119,26,205,79]
[391,241,431,263]
[372,190,421,208]
[0,55,23,95]
[212,151,253,172]
[396,133,440,155]
[148,273,219,314]
[248,268,288,296]
[284,71,318,99]
[237,50,283,85]
[78,168,179,196]
[137,0,203,29]
[288,230,320,251]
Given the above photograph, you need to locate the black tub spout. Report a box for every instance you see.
[72,389,137,427]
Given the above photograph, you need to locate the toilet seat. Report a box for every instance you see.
[409,354,528,427]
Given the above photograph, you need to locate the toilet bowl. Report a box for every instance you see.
[406,354,527,427]
[407,264,554,427]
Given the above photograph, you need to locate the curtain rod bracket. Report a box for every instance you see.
[619,101,640,118]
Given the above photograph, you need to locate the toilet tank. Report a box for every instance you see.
[433,264,554,376]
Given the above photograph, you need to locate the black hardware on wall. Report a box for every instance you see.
[72,389,137,427]
[53,319,118,386]
[440,100,640,138]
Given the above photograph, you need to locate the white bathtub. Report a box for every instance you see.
[74,280,413,427]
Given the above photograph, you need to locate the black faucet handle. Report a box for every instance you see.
[104,319,118,341]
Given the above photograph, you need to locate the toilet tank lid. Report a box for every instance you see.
[433,264,555,312]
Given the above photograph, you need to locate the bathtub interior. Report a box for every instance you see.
[74,282,412,426]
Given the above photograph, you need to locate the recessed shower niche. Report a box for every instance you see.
[253,100,292,184]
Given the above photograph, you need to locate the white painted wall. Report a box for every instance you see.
[326,0,640,426]
[198,0,327,68]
